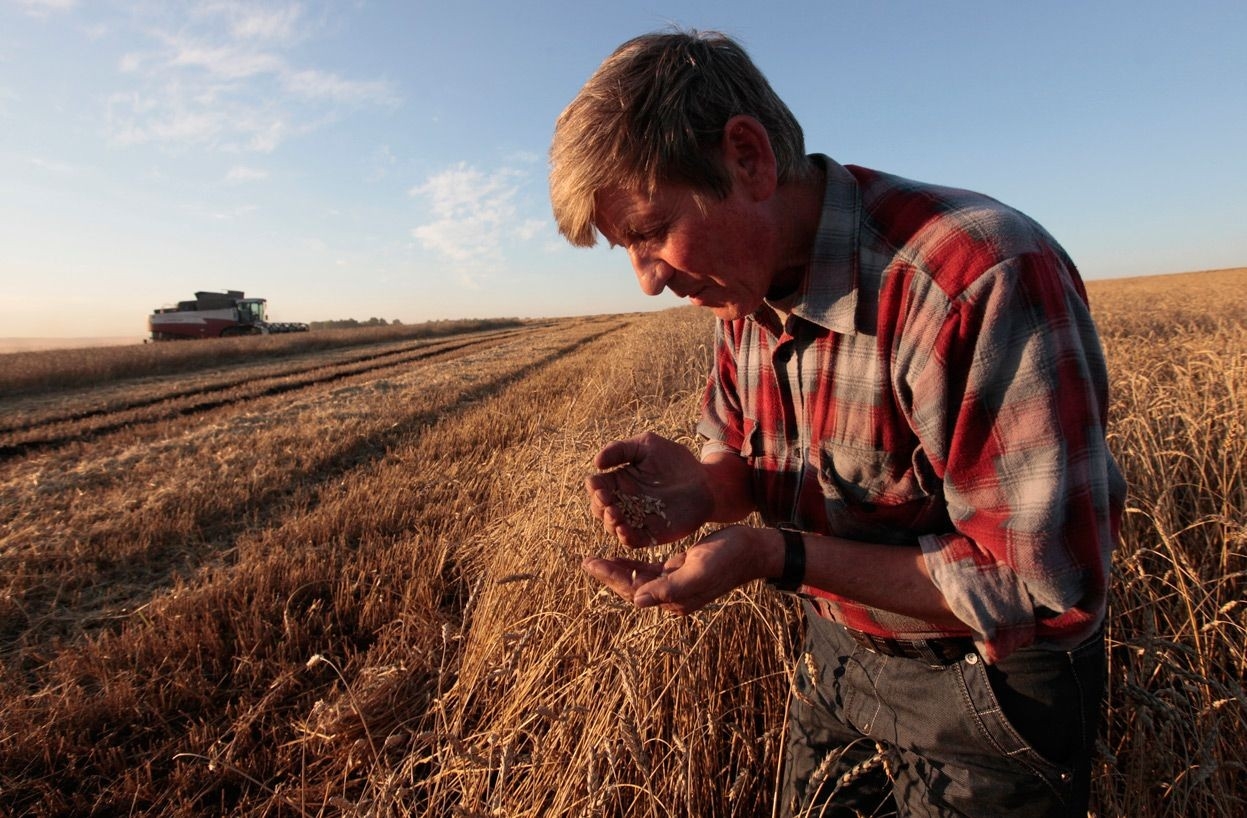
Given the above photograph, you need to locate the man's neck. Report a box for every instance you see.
[768,162,826,293]
[766,267,804,301]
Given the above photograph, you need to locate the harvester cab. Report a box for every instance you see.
[236,298,267,326]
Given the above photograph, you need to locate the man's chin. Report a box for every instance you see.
[705,301,757,322]
[684,290,759,321]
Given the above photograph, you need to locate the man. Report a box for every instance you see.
[549,30,1125,817]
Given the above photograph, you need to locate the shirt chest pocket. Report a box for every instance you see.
[816,441,950,542]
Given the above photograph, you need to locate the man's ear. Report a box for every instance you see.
[722,114,778,201]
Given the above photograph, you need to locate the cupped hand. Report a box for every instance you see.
[582,525,766,615]
[585,432,715,548]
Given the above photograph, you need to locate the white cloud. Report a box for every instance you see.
[107,89,222,148]
[103,8,396,154]
[457,271,483,290]
[505,149,542,165]
[367,145,396,181]
[243,118,289,153]
[513,219,547,241]
[221,3,304,41]
[152,108,221,144]
[163,34,284,80]
[13,0,76,17]
[118,53,144,73]
[411,163,548,274]
[212,203,258,220]
[225,165,268,183]
[82,22,110,40]
[29,157,75,174]
[410,163,528,266]
[186,2,303,43]
[282,68,397,106]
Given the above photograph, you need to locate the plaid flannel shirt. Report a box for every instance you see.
[698,156,1126,662]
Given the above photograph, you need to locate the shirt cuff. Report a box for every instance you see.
[700,438,738,460]
[918,531,1036,663]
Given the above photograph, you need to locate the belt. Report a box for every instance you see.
[844,627,976,666]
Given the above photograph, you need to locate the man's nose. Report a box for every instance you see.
[632,254,672,296]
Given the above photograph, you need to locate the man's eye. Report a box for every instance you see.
[627,228,660,247]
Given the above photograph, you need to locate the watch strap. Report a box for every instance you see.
[768,527,805,592]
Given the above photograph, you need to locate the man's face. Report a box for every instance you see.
[594,182,775,321]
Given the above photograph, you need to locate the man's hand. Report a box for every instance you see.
[582,525,768,615]
[585,432,715,547]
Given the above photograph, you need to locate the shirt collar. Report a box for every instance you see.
[758,154,861,335]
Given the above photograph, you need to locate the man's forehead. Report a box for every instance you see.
[593,187,657,232]
[595,185,654,211]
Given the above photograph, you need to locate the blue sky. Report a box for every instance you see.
[2,1,1244,338]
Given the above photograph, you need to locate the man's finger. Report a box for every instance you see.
[584,473,617,498]
[582,556,646,581]
[594,436,644,471]
[582,557,631,597]
[583,557,671,602]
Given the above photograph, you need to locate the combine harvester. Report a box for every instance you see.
[148,290,309,341]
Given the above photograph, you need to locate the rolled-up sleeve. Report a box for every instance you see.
[906,250,1125,663]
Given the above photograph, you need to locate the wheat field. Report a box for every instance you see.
[0,269,1243,817]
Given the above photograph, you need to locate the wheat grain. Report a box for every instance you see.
[615,491,668,529]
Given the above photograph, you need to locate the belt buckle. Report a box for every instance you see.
[848,627,882,653]
[849,628,902,658]
[914,636,972,667]
[910,637,949,666]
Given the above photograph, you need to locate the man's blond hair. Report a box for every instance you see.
[549,30,812,247]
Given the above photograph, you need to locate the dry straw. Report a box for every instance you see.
[1,268,1245,816]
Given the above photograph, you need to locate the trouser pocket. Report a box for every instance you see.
[982,632,1105,765]
[956,632,1105,811]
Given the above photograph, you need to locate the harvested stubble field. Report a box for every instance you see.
[0,270,1244,817]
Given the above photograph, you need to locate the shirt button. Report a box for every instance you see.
[964,653,979,665]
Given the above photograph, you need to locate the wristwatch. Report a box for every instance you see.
[767,526,806,592]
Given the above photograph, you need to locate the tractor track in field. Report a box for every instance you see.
[0,323,559,461]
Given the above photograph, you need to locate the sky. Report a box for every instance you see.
[1,1,1245,338]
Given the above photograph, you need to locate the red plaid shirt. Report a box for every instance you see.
[698,156,1126,662]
